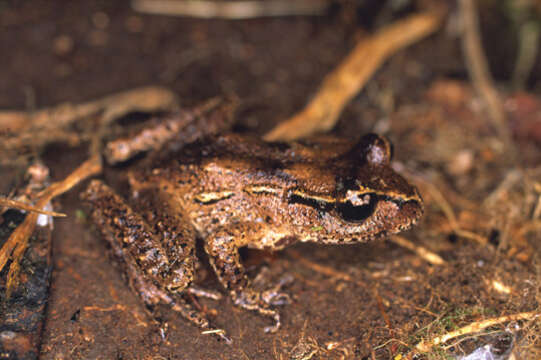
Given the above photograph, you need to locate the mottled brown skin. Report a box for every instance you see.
[81,132,423,342]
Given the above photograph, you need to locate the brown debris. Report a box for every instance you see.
[0,86,179,164]
[0,164,54,359]
[0,156,102,298]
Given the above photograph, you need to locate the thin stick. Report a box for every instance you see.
[132,0,329,19]
[264,12,442,141]
[0,197,66,217]
[459,0,514,156]
[422,179,488,245]
[389,236,445,265]
[415,311,539,353]
[1,156,102,298]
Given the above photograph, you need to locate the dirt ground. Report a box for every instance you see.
[0,1,540,359]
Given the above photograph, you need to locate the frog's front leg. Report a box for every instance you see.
[82,180,230,342]
[204,223,292,333]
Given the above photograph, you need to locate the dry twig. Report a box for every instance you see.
[389,235,445,265]
[0,86,177,133]
[0,156,102,298]
[0,86,179,163]
[132,0,329,19]
[415,311,539,353]
[421,178,488,245]
[264,12,442,141]
[0,197,66,217]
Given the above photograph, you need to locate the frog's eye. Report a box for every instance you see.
[353,134,392,166]
[337,192,376,222]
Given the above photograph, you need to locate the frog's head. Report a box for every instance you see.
[334,133,423,238]
[291,134,423,243]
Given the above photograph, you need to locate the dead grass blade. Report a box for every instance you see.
[264,12,442,141]
[0,156,102,298]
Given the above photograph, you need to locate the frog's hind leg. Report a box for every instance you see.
[81,180,230,343]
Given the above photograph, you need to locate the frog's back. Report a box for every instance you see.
[143,134,354,236]
[163,133,352,166]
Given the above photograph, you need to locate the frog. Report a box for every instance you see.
[81,121,423,343]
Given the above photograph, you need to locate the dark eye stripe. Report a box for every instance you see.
[287,189,334,211]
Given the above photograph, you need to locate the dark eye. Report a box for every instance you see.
[337,194,377,222]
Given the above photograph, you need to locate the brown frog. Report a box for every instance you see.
[81,127,423,343]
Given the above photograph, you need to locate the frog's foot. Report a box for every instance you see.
[187,285,223,301]
[253,268,294,306]
[232,280,295,333]
[204,225,295,333]
[233,288,281,333]
[260,274,294,306]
